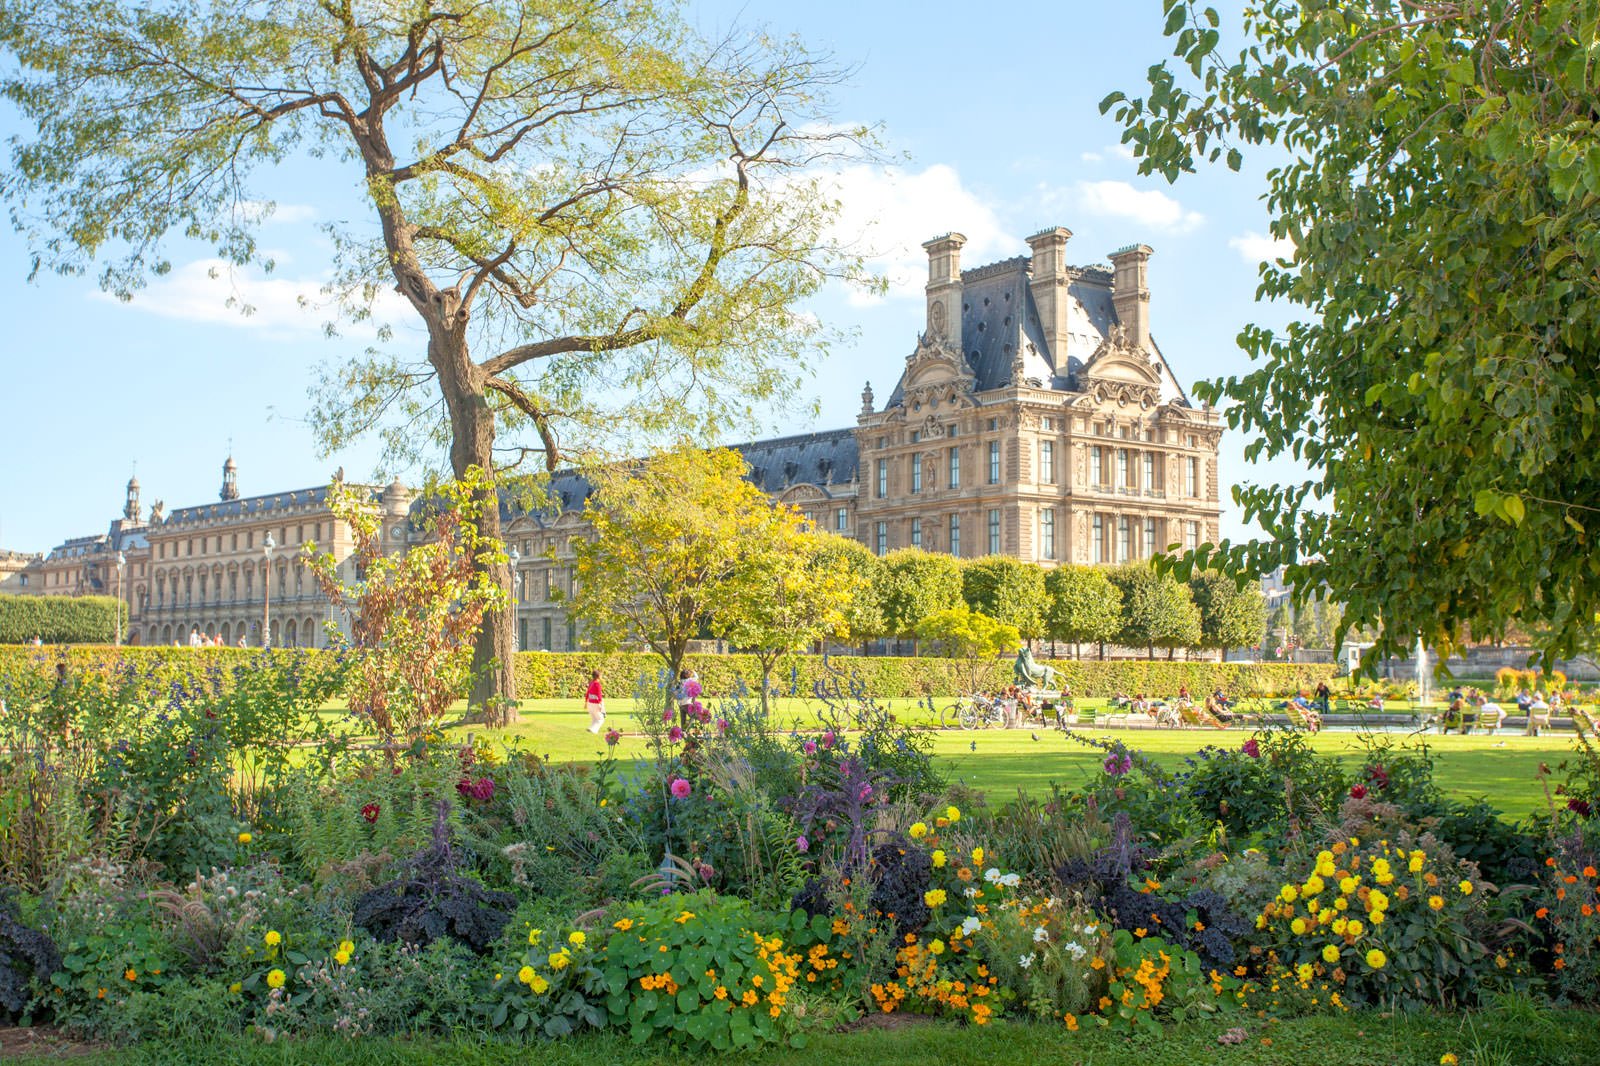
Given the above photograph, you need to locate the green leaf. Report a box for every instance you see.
[1502,495,1525,525]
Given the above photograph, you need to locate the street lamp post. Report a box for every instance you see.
[115,550,126,646]
[262,532,276,648]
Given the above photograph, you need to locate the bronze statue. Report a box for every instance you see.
[1013,646,1057,689]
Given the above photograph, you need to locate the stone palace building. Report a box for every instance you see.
[8,224,1222,651]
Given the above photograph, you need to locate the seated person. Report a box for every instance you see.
[1441,696,1465,733]
[1131,692,1151,715]
[1366,694,1385,711]
[1212,687,1231,710]
[1527,694,1552,736]
[1515,689,1533,713]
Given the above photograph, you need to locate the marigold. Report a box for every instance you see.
[266,968,286,989]
[1322,944,1340,964]
[548,951,571,970]
[1459,880,1474,895]
[237,831,252,845]
[946,805,961,823]
[530,974,549,994]
[264,930,282,948]
[1346,919,1365,937]
[527,927,543,946]
[1585,866,1598,879]
[518,965,535,985]
[1365,949,1386,969]
[925,889,948,907]
[909,822,928,839]
[1441,1055,1459,1066]
[569,930,587,946]
[972,847,985,865]
[124,968,137,982]
[931,850,946,868]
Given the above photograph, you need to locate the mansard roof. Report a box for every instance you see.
[164,486,332,526]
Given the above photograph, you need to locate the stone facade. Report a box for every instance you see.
[9,224,1222,653]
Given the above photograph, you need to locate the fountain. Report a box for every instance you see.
[1415,636,1431,707]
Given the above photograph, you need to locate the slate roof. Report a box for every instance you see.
[886,259,1119,408]
[165,486,331,525]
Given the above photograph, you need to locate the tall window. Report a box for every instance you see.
[948,447,960,489]
[1144,518,1158,559]
[1143,453,1156,493]
[949,514,961,557]
[988,509,1001,554]
[542,617,553,650]
[1092,514,1105,562]
[1041,441,1055,483]
[1118,449,1132,488]
[1090,446,1103,486]
[910,517,922,548]
[875,522,888,556]
[836,508,848,532]
[1186,521,1200,551]
[1042,508,1056,560]
[988,442,1001,484]
[1186,456,1199,497]
[876,459,888,499]
[1117,516,1131,562]
[518,618,527,653]
[911,454,922,494]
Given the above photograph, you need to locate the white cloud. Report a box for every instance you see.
[1079,150,1103,164]
[233,200,317,225]
[1228,230,1296,264]
[1079,144,1136,165]
[100,258,408,337]
[812,163,1016,304]
[1070,180,1205,235]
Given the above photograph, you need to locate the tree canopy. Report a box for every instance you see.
[913,605,1019,693]
[875,549,964,641]
[0,0,874,703]
[1106,0,1600,668]
[1042,565,1123,655]
[1188,570,1268,653]
[960,556,1047,639]
[1107,562,1201,659]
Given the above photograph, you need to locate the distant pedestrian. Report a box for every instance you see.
[585,670,606,734]
[677,668,703,729]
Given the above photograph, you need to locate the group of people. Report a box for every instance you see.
[176,629,248,648]
[1109,685,1237,728]
[1435,687,1557,735]
[581,667,705,735]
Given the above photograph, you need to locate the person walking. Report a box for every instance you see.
[585,670,606,734]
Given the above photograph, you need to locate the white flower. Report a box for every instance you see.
[960,916,981,937]
[1019,953,1035,970]
[1001,873,1021,889]
[1065,941,1088,960]
[1082,923,1099,935]
[964,886,980,899]
[984,868,1002,884]
[1032,926,1049,943]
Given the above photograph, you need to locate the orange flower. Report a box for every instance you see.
[1585,866,1598,879]
[1536,907,1549,919]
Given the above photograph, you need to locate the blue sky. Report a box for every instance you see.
[0,0,1301,553]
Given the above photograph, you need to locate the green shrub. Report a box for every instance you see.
[0,594,124,645]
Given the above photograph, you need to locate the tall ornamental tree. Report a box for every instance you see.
[875,549,964,648]
[567,447,781,693]
[809,533,885,652]
[0,0,874,707]
[959,556,1047,640]
[1107,562,1201,661]
[1188,570,1267,655]
[720,525,863,714]
[1042,565,1123,660]
[1106,0,1600,668]
[913,605,1020,696]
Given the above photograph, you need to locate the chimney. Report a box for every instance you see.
[922,232,967,350]
[1108,244,1154,351]
[1025,226,1072,361]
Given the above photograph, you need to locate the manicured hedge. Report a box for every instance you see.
[0,644,1336,704]
[0,593,125,645]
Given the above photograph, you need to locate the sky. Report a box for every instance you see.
[0,0,1302,554]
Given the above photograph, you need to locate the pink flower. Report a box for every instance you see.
[669,777,692,799]
[662,708,676,724]
[822,730,836,748]
[667,726,684,743]
[803,740,817,755]
[1241,739,1260,759]
[715,718,729,733]
[605,729,621,746]
[795,834,809,853]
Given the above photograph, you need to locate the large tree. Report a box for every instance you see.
[808,532,885,651]
[567,446,785,692]
[913,605,1020,696]
[959,556,1047,640]
[875,548,964,648]
[719,526,863,714]
[1106,0,1600,669]
[1188,570,1267,655]
[0,0,872,707]
[1043,565,1123,660]
[1107,562,1201,660]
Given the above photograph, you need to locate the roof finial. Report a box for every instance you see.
[860,381,875,415]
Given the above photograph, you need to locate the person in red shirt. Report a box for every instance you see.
[585,670,605,734]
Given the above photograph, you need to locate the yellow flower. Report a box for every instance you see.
[909,822,928,839]
[1409,855,1424,873]
[1346,919,1365,937]
[925,889,948,907]
[946,806,961,823]
[568,931,587,947]
[1370,911,1385,925]
[237,831,253,845]
[338,939,354,956]
[530,974,549,994]
[1296,963,1313,983]
[518,965,535,985]
[929,939,945,956]
[1368,889,1389,912]
[1280,884,1299,903]
[1365,949,1387,970]
[1322,944,1340,964]
[333,948,352,966]
[266,968,286,989]
[1459,880,1474,895]
[1441,1054,1459,1066]
[228,982,242,994]
[1290,918,1308,936]
[931,850,946,868]
[264,930,282,948]
[1428,895,1445,911]
[1339,876,1359,895]
[548,951,571,970]
[1303,875,1325,896]
[1334,897,1349,911]
[972,847,984,866]
[528,928,542,946]
[124,968,137,982]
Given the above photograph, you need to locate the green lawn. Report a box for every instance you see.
[10,1005,1599,1066]
[397,697,1577,821]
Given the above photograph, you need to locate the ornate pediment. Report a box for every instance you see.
[899,332,977,409]
[1080,323,1163,409]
